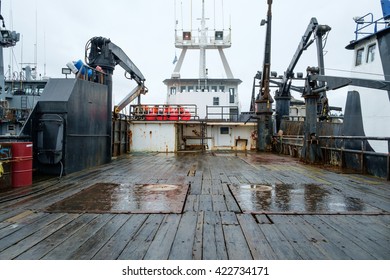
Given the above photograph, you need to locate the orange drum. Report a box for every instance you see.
[168,107,179,121]
[180,109,191,121]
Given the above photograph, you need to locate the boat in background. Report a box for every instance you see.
[344,1,390,154]
[0,67,47,136]
[0,3,47,136]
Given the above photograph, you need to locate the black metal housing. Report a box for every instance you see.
[21,78,109,175]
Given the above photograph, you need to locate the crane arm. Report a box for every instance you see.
[85,37,148,113]
[107,42,145,84]
[278,18,318,97]
[308,74,390,92]
[114,85,147,113]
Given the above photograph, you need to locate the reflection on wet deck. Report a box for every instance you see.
[0,152,389,260]
[46,183,188,214]
[230,183,379,214]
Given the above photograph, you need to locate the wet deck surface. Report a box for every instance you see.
[0,151,389,260]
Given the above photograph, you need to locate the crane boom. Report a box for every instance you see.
[85,37,148,113]
[108,42,145,84]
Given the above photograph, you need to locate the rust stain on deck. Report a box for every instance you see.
[45,183,189,214]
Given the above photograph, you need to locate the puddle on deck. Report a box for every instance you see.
[229,183,381,214]
[45,183,189,214]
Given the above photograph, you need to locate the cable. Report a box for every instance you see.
[59,160,64,180]
[325,67,390,78]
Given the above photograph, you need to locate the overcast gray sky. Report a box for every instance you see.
[1,0,384,111]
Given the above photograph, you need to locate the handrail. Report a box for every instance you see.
[206,105,239,121]
[273,134,390,180]
[354,13,389,41]
[129,104,198,121]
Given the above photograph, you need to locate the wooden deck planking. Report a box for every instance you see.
[0,152,389,260]
[223,224,253,260]
[258,223,303,260]
[0,213,63,254]
[236,214,277,260]
[41,214,114,260]
[16,214,97,260]
[202,211,228,260]
[192,211,204,260]
[143,214,181,260]
[279,214,353,259]
[314,215,389,259]
[118,214,165,260]
[222,184,241,212]
[92,214,148,260]
[302,215,379,259]
[346,215,390,242]
[169,211,199,260]
[0,214,78,260]
[268,215,328,259]
[0,210,43,236]
[220,211,239,225]
[69,214,130,260]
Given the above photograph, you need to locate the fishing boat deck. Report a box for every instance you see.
[0,151,389,260]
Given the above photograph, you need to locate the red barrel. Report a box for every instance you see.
[11,142,33,187]
[168,107,179,121]
[145,107,157,121]
[180,110,191,121]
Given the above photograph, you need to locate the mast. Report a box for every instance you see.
[199,0,207,79]
[256,0,274,152]
[171,0,233,79]
[257,0,273,104]
[0,0,20,96]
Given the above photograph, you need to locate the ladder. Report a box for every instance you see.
[21,96,28,110]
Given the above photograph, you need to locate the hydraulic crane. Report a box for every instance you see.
[272,17,331,131]
[19,37,148,175]
[83,37,147,162]
[85,37,148,115]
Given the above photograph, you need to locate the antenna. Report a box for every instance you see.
[34,5,38,77]
[222,0,225,29]
[44,31,46,77]
[214,0,216,30]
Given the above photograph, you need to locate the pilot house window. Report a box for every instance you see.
[355,48,364,66]
[229,88,235,103]
[367,44,376,63]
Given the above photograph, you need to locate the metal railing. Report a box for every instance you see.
[272,134,390,180]
[206,106,239,121]
[175,29,232,48]
[319,136,390,179]
[129,104,198,121]
[353,13,389,41]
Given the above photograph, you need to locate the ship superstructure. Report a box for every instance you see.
[164,0,242,120]
[0,2,47,136]
[344,3,390,153]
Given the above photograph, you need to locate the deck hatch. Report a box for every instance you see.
[45,183,188,214]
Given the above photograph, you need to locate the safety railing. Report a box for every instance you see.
[175,28,232,48]
[271,134,390,180]
[353,13,389,41]
[129,104,198,121]
[319,136,390,180]
[206,106,239,121]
